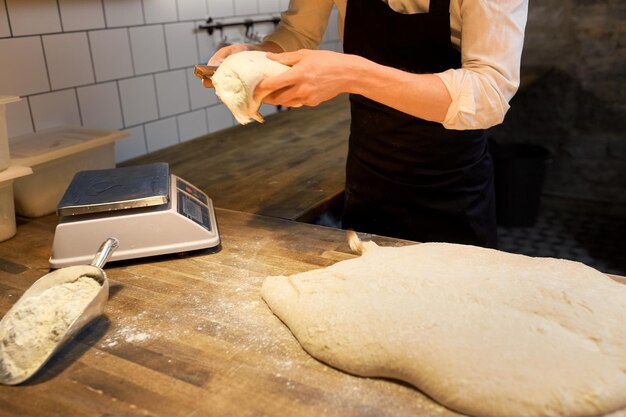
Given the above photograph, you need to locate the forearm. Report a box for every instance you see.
[259,50,452,121]
[343,55,451,124]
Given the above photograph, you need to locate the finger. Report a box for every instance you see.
[262,86,302,106]
[207,48,229,66]
[257,70,301,92]
[202,78,214,88]
[283,101,304,108]
[207,44,247,66]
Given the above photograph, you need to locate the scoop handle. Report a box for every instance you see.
[194,65,219,80]
[90,238,119,269]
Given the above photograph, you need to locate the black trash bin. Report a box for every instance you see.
[490,141,550,227]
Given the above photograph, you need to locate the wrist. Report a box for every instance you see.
[339,54,371,95]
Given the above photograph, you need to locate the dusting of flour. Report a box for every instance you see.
[0,276,101,382]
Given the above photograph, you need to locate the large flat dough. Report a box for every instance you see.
[212,51,290,125]
[261,239,626,417]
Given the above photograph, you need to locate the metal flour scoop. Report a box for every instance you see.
[0,238,118,385]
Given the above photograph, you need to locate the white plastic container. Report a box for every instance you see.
[9,127,128,217]
[0,166,33,241]
[0,96,21,171]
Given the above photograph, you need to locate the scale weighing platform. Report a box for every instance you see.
[50,163,220,268]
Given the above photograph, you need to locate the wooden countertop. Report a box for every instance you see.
[2,212,625,417]
[0,210,455,417]
[122,96,351,221]
[1,96,625,416]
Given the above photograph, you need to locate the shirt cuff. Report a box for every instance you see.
[436,69,510,131]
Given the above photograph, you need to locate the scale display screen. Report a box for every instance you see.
[176,178,208,205]
[177,192,211,231]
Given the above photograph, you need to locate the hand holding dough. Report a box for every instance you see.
[262,236,626,417]
[211,51,290,125]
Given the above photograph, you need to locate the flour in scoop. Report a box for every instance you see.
[0,276,101,382]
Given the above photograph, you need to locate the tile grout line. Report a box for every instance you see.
[54,0,63,32]
[115,80,127,128]
[126,27,137,76]
[152,73,162,119]
[73,88,84,126]
[161,24,171,72]
[3,0,12,37]
[38,35,53,96]
[86,31,98,86]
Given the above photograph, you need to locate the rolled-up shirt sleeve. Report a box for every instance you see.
[265,0,528,130]
[437,0,528,130]
[263,0,336,52]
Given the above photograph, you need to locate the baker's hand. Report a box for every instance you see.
[202,41,284,88]
[202,44,257,88]
[256,49,357,107]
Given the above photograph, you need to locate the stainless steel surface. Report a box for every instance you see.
[56,162,170,216]
[50,175,220,268]
[0,240,117,385]
[90,238,119,269]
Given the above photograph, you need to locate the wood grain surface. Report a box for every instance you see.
[1,211,625,417]
[0,210,457,417]
[2,94,625,416]
[122,96,350,221]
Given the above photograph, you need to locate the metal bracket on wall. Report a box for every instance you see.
[198,16,281,37]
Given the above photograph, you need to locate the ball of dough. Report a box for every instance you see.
[211,51,290,125]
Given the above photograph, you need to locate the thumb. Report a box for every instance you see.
[266,50,305,66]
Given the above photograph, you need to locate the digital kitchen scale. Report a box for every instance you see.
[50,162,220,268]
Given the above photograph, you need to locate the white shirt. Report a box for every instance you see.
[264,0,529,130]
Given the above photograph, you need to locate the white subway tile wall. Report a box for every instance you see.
[102,0,144,28]
[6,0,61,36]
[234,0,258,16]
[208,0,234,19]
[164,22,199,69]
[58,0,106,32]
[43,32,94,90]
[89,29,134,81]
[130,25,169,75]
[177,0,207,22]
[187,68,217,109]
[0,37,50,96]
[206,105,234,133]
[177,109,208,142]
[1,0,342,163]
[259,0,279,14]
[5,99,33,138]
[144,116,178,152]
[0,0,11,38]
[259,103,278,118]
[155,69,190,117]
[118,75,159,126]
[143,0,178,24]
[29,89,81,130]
[115,125,147,162]
[77,82,124,130]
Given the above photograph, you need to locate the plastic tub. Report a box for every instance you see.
[0,166,33,241]
[0,96,21,171]
[9,127,128,217]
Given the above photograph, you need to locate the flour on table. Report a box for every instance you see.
[261,235,626,417]
[212,51,290,125]
[0,276,101,382]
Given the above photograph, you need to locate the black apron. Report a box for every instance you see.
[342,0,497,247]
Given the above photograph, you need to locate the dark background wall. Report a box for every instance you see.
[490,0,626,207]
